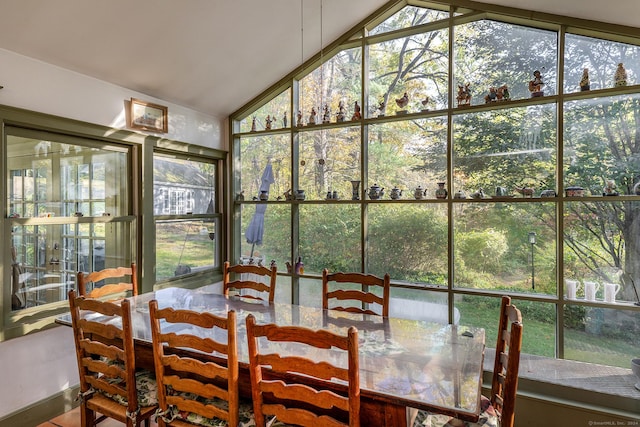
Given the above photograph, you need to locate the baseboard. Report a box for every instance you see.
[0,386,78,427]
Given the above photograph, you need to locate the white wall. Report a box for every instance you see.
[0,48,225,419]
[0,48,224,149]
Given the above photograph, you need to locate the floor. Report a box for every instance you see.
[37,406,159,427]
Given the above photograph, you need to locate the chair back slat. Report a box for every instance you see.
[322,269,390,317]
[77,263,138,301]
[223,261,277,303]
[247,314,360,427]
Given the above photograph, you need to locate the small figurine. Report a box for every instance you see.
[603,179,619,196]
[322,104,331,124]
[283,189,292,201]
[236,190,245,201]
[308,107,317,125]
[351,101,361,120]
[395,92,409,113]
[377,99,386,117]
[296,110,304,127]
[614,63,627,87]
[484,87,497,103]
[579,68,590,91]
[456,83,472,107]
[282,111,288,128]
[529,70,545,97]
[496,84,510,101]
[251,116,257,132]
[265,115,273,130]
[470,188,485,199]
[336,100,346,122]
[420,96,430,112]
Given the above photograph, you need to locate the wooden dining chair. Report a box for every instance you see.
[322,269,390,317]
[223,260,277,303]
[409,295,524,427]
[246,313,361,427]
[68,289,157,427]
[77,262,138,300]
[149,300,254,427]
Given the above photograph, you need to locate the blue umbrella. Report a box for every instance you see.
[245,162,275,258]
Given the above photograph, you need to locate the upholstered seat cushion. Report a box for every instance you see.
[103,369,158,407]
[160,396,294,427]
[411,396,499,427]
[160,397,256,427]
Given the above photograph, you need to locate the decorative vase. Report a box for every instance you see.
[350,180,361,200]
[435,182,448,199]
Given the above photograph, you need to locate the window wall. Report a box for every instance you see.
[1,108,225,340]
[7,128,133,312]
[153,152,220,281]
[230,1,640,368]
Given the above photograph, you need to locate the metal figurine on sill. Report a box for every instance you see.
[390,187,403,200]
[368,183,384,200]
[435,182,448,199]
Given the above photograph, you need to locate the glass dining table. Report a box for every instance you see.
[57,284,486,427]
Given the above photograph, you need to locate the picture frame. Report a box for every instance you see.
[128,98,168,133]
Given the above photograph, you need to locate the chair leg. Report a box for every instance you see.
[80,404,95,427]
[406,407,418,426]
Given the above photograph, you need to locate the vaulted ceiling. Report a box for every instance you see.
[0,0,637,119]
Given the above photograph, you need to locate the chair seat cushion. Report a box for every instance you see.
[411,396,499,427]
[102,369,158,407]
[163,397,256,427]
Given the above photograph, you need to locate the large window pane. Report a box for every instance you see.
[564,94,640,196]
[368,204,448,284]
[155,219,217,281]
[10,221,134,310]
[8,135,128,217]
[153,153,219,282]
[239,134,291,201]
[368,118,447,195]
[453,104,557,197]
[453,202,557,295]
[238,88,291,133]
[299,204,361,275]
[369,29,449,113]
[564,33,640,94]
[454,20,558,103]
[299,127,361,200]
[564,305,638,367]
[564,201,640,304]
[456,295,555,357]
[239,203,291,269]
[369,6,449,36]
[153,155,216,215]
[299,48,362,126]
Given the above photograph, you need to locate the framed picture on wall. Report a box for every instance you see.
[128,98,168,133]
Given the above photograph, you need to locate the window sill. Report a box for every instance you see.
[484,349,640,415]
